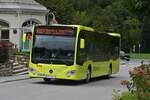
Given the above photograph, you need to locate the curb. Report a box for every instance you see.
[0,75,30,83]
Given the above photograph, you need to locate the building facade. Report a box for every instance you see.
[0,0,48,50]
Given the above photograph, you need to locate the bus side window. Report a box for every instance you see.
[76,31,86,65]
[111,37,120,59]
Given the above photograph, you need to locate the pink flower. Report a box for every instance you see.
[120,80,130,85]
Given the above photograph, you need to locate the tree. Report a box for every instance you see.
[35,0,150,52]
[122,18,142,52]
[122,0,150,52]
[35,0,74,24]
[69,0,91,11]
[72,11,91,26]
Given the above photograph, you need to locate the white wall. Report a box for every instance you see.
[0,13,46,49]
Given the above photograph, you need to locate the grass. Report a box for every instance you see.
[128,53,150,59]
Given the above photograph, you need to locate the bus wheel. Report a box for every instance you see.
[43,78,51,83]
[106,66,112,79]
[85,69,91,83]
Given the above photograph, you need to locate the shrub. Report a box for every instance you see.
[113,64,150,100]
[0,40,9,63]
[121,92,136,100]
[128,64,150,100]
[112,90,136,100]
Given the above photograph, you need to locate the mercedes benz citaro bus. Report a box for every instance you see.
[28,24,120,83]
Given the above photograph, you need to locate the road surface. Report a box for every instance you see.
[0,59,147,100]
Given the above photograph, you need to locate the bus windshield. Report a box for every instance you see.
[31,26,76,65]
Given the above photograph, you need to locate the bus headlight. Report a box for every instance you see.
[67,70,76,77]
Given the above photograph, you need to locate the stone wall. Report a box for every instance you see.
[10,55,29,67]
[0,54,29,76]
[0,62,12,76]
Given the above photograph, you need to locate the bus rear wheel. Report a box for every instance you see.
[85,69,91,83]
[106,66,112,79]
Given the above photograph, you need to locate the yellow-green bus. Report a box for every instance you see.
[28,24,120,83]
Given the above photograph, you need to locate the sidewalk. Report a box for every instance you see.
[0,74,30,83]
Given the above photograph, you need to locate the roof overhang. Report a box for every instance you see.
[0,2,48,15]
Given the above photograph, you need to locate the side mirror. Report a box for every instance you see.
[22,33,26,43]
[80,38,85,49]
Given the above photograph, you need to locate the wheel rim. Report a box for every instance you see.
[86,70,91,82]
[108,67,112,77]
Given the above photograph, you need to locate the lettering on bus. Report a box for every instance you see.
[35,27,75,36]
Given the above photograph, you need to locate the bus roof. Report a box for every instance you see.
[107,33,120,37]
[35,24,94,31]
[34,24,120,37]
[98,32,120,37]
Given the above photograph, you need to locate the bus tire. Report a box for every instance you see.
[85,68,91,83]
[43,78,51,83]
[106,65,112,79]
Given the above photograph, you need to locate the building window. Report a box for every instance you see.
[0,20,9,41]
[22,20,40,27]
[1,30,9,40]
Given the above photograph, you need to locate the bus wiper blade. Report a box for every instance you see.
[32,58,50,64]
[49,58,73,66]
[57,59,73,66]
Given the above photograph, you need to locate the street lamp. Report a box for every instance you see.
[133,45,136,53]
[139,43,141,57]
[46,12,58,25]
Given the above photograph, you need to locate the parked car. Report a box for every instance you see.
[120,51,130,61]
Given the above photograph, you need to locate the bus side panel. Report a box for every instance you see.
[91,61,109,77]
[112,59,120,74]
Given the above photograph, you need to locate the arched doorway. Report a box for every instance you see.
[0,20,9,41]
[21,18,41,52]
[22,18,41,27]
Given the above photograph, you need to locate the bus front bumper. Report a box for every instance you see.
[28,67,86,81]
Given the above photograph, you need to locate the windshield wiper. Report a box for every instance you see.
[32,58,50,64]
[58,59,73,66]
[49,58,73,66]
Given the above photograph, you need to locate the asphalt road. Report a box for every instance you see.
[0,59,148,100]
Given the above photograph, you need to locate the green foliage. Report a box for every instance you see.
[122,0,150,52]
[113,64,150,100]
[123,0,150,18]
[0,41,9,63]
[122,18,142,51]
[121,92,136,100]
[130,65,150,99]
[69,0,91,11]
[35,0,150,52]
[112,90,136,100]
[119,64,150,100]
[72,11,91,26]
[35,0,74,24]
[129,53,150,59]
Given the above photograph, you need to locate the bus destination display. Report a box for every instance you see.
[35,27,75,36]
